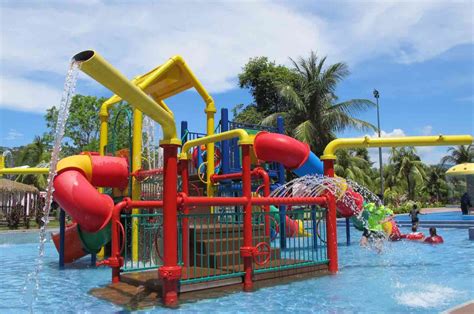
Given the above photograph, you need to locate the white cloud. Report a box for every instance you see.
[367,127,449,165]
[368,128,406,138]
[0,76,61,112]
[4,128,23,141]
[0,1,472,113]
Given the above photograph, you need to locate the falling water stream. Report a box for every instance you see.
[270,175,383,239]
[23,61,80,311]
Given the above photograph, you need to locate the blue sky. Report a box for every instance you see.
[0,1,473,165]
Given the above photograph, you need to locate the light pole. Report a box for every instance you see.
[373,89,384,202]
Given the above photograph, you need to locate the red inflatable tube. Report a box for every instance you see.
[253,132,310,169]
[53,170,115,233]
[51,223,87,263]
[89,155,129,189]
[405,232,425,240]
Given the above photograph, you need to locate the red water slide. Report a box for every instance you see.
[52,154,129,262]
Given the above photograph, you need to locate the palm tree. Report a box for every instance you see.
[389,147,426,200]
[262,51,376,156]
[441,145,473,165]
[423,165,448,202]
[335,149,373,188]
[15,136,50,190]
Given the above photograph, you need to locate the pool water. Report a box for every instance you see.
[1,226,472,313]
[396,211,474,221]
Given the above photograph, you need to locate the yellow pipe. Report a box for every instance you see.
[0,168,50,175]
[0,156,4,177]
[321,135,474,160]
[180,129,252,160]
[72,50,180,146]
[131,109,142,262]
[206,112,215,211]
[56,155,93,180]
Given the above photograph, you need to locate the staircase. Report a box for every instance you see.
[188,223,280,271]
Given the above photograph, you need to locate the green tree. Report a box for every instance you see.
[45,95,105,155]
[237,56,298,115]
[423,165,448,202]
[389,147,426,200]
[17,136,50,166]
[45,95,133,156]
[441,145,473,165]
[231,104,265,125]
[262,51,376,156]
[335,149,373,188]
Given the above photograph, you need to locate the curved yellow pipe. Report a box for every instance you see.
[180,129,252,160]
[56,155,93,180]
[321,135,473,160]
[72,50,180,146]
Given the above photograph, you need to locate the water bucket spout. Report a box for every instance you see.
[72,50,180,145]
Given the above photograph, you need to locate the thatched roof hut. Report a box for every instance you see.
[0,178,39,194]
[0,178,40,220]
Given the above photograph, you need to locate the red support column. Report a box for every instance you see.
[324,159,338,273]
[240,144,253,291]
[180,159,190,269]
[159,144,181,306]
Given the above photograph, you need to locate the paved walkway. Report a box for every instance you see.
[421,207,461,214]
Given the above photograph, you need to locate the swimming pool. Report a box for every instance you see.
[396,211,474,221]
[1,226,472,313]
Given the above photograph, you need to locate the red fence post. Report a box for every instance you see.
[159,144,181,306]
[240,144,254,291]
[180,159,190,269]
[323,159,338,273]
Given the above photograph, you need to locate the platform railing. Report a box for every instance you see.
[119,206,328,282]
[251,207,328,275]
[121,211,163,272]
[178,211,246,284]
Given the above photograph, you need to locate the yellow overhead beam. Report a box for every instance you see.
[0,167,49,175]
[321,135,473,160]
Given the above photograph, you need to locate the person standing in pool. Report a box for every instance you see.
[424,227,444,244]
[409,204,420,229]
[460,192,471,215]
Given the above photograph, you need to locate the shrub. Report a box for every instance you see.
[7,204,23,229]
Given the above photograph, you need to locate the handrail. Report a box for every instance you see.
[179,129,252,160]
[321,134,473,160]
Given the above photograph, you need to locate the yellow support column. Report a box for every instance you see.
[205,104,216,212]
[0,156,4,177]
[132,109,143,262]
[96,110,109,260]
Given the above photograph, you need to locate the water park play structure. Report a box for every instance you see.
[0,50,472,307]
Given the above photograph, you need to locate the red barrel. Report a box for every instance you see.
[53,170,114,233]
